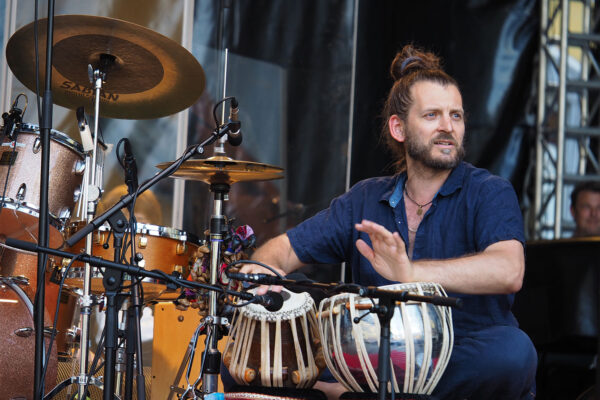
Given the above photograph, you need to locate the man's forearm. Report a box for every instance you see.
[411,240,524,294]
[251,233,305,274]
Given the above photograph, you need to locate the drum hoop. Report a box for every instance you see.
[0,277,33,315]
[18,123,85,155]
[96,222,201,244]
[0,200,65,228]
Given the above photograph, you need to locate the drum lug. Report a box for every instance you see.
[95,231,105,245]
[176,242,187,255]
[16,183,26,201]
[58,207,71,220]
[73,159,86,175]
[43,326,56,338]
[14,327,33,337]
[33,137,41,153]
[173,265,184,275]
[138,235,148,248]
[73,186,82,203]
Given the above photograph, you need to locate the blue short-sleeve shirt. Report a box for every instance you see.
[287,162,525,334]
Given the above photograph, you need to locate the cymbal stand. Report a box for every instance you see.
[201,182,231,395]
[75,65,106,399]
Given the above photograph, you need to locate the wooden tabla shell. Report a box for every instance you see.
[224,289,325,388]
[317,282,453,395]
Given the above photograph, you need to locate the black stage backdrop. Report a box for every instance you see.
[351,0,539,190]
[183,0,539,282]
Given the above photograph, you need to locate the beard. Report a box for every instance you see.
[405,129,465,170]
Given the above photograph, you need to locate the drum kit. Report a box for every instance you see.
[0,12,458,400]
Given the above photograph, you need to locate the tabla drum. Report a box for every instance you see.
[60,222,201,300]
[0,123,85,248]
[317,282,453,395]
[0,276,58,398]
[223,289,326,389]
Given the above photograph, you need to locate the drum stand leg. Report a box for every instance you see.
[167,320,208,399]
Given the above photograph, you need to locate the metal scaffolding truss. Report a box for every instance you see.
[533,0,600,239]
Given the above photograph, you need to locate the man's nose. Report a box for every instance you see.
[439,114,453,132]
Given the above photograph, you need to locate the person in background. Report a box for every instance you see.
[570,181,600,237]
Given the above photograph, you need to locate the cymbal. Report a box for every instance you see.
[156,156,285,185]
[6,15,205,119]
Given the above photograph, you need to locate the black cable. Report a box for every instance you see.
[212,96,236,128]
[0,145,17,211]
[34,0,42,125]
[224,259,284,278]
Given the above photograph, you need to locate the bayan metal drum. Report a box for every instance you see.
[60,223,201,299]
[224,289,326,389]
[317,282,453,395]
[0,277,58,398]
[0,123,85,248]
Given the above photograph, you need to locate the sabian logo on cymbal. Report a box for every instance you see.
[60,81,119,102]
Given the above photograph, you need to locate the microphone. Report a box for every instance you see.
[253,290,284,312]
[227,97,242,146]
[227,271,282,285]
[122,138,138,193]
[2,104,22,140]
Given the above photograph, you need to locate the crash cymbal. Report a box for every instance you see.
[156,156,285,185]
[6,15,205,119]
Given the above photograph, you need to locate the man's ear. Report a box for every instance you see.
[388,114,405,143]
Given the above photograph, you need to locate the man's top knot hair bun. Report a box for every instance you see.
[390,45,443,81]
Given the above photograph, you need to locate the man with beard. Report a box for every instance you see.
[238,45,537,399]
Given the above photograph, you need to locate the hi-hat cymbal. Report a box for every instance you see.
[6,15,205,119]
[157,156,285,185]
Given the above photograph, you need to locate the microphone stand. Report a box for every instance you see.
[35,1,56,398]
[102,211,127,400]
[121,153,146,400]
[7,237,262,300]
